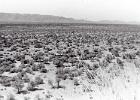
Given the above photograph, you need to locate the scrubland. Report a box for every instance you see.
[0,23,140,100]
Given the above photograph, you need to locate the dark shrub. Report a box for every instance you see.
[34,76,44,85]
[21,59,30,64]
[27,81,36,91]
[17,67,23,73]
[123,53,136,59]
[74,78,80,86]
[34,43,43,48]
[105,54,114,63]
[40,68,48,73]
[14,54,25,61]
[23,74,30,83]
[24,67,33,74]
[99,59,109,68]
[116,58,124,67]
[31,64,38,71]
[44,58,49,64]
[10,68,18,73]
[37,63,45,70]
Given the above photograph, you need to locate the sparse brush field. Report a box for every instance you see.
[1,23,140,100]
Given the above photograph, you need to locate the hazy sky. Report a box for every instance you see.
[0,0,140,22]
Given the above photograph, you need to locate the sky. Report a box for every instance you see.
[0,0,140,22]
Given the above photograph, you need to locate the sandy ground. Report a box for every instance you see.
[0,59,140,100]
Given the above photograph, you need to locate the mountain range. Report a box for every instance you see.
[0,13,139,25]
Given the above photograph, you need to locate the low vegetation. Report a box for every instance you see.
[0,23,140,100]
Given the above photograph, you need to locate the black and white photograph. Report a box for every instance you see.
[0,0,140,100]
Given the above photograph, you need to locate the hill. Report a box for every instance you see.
[0,13,139,25]
[0,13,92,24]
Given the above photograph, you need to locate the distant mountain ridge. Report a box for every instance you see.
[0,13,92,23]
[0,13,139,25]
[97,20,140,25]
